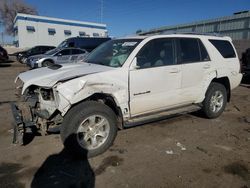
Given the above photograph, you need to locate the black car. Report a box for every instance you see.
[242,48,250,73]
[58,37,111,52]
[15,45,56,63]
[0,45,8,62]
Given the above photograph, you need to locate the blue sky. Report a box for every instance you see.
[1,0,250,43]
[25,0,250,37]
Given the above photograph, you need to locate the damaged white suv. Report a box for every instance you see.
[12,34,242,157]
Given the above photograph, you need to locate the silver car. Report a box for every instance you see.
[27,48,89,69]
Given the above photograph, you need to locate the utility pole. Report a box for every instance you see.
[0,21,3,45]
[100,0,104,23]
[1,32,3,46]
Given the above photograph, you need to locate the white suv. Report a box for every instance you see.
[13,34,242,157]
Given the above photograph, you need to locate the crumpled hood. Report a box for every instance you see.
[17,63,114,94]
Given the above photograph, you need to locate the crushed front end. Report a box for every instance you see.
[11,78,63,144]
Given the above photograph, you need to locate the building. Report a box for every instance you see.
[140,11,250,40]
[13,13,108,48]
[140,11,250,57]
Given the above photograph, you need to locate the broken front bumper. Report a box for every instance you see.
[11,103,36,145]
[11,103,24,144]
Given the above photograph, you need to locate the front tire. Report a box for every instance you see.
[202,82,227,119]
[61,101,118,158]
[42,60,54,67]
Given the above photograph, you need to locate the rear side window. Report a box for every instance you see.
[71,49,85,55]
[58,49,71,56]
[209,39,236,58]
[177,38,200,63]
[177,38,210,64]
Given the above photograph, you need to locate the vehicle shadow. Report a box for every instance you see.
[0,60,15,67]
[31,134,95,188]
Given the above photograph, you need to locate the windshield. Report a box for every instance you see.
[27,47,37,54]
[85,39,142,67]
[58,41,68,48]
[45,48,60,55]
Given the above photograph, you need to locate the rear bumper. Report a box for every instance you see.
[230,73,243,90]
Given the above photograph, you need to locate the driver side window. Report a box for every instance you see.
[136,38,175,69]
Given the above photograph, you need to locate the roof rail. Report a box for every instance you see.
[139,31,224,37]
[169,31,224,36]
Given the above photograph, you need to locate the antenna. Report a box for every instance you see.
[100,0,104,23]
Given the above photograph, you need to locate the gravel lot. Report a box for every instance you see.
[0,60,249,188]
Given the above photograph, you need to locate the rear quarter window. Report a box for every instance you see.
[209,39,236,58]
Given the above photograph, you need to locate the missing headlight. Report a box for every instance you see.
[40,88,54,101]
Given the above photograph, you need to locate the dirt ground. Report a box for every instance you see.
[0,60,249,188]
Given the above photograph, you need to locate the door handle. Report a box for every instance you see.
[169,68,180,73]
[203,64,211,69]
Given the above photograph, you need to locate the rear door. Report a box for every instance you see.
[176,38,212,103]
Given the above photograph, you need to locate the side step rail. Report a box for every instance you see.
[124,104,201,128]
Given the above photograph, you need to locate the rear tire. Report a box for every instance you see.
[202,82,227,119]
[61,101,118,158]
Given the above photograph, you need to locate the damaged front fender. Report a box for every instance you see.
[55,75,129,117]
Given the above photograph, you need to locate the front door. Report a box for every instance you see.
[129,38,182,116]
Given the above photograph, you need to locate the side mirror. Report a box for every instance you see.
[57,53,62,56]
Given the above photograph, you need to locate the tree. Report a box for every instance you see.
[0,0,38,35]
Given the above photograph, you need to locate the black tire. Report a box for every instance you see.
[60,101,118,158]
[42,60,54,67]
[202,82,227,119]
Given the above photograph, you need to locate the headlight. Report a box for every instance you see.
[31,58,40,62]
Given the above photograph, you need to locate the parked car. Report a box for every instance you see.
[15,45,56,63]
[12,34,242,158]
[26,47,89,69]
[242,48,250,74]
[57,37,111,52]
[0,45,8,62]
